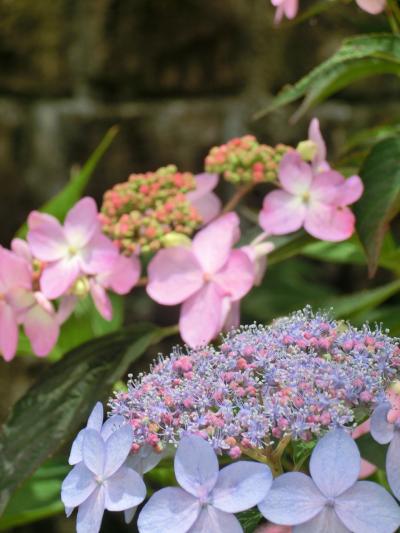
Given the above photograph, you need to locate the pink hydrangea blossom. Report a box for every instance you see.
[27,197,117,299]
[0,245,60,360]
[186,173,221,224]
[308,118,331,172]
[356,0,386,13]
[259,151,363,242]
[147,213,255,347]
[271,0,299,23]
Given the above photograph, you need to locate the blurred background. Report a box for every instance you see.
[0,0,399,531]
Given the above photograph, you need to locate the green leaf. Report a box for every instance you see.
[356,433,388,471]
[0,322,171,514]
[16,126,119,238]
[0,458,68,530]
[327,279,400,319]
[354,136,400,276]
[237,509,263,533]
[254,34,400,121]
[267,231,315,266]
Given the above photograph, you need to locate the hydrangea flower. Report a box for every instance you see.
[355,0,386,13]
[259,151,363,241]
[0,246,60,360]
[258,429,400,533]
[186,172,221,224]
[370,388,400,499]
[307,118,330,172]
[27,197,117,299]
[110,308,400,456]
[146,212,254,347]
[61,425,146,533]
[137,434,272,533]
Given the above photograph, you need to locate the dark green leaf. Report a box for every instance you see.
[254,34,400,121]
[0,458,68,530]
[16,126,118,238]
[355,137,400,276]
[0,322,170,514]
[237,509,263,533]
[357,433,388,471]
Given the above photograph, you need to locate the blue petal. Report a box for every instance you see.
[100,415,125,441]
[189,506,242,532]
[137,487,200,533]
[82,429,105,476]
[335,480,400,533]
[212,461,272,513]
[61,463,96,507]
[386,431,400,500]
[370,403,394,445]
[76,486,105,533]
[310,429,360,498]
[86,402,104,431]
[293,507,350,533]
[104,424,133,477]
[174,435,219,498]
[105,466,146,511]
[258,472,325,525]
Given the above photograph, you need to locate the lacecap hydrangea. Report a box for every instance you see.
[109,307,400,459]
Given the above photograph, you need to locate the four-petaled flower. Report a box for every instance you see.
[259,151,363,242]
[258,429,400,533]
[61,425,146,533]
[138,434,272,533]
[147,213,255,347]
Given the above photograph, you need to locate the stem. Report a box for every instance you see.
[137,276,148,287]
[386,0,400,33]
[222,183,254,213]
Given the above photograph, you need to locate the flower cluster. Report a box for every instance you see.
[0,197,140,361]
[100,166,220,255]
[205,135,291,185]
[109,308,400,457]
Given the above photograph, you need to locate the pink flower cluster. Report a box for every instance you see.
[0,197,140,361]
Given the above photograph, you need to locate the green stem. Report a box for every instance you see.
[386,0,400,33]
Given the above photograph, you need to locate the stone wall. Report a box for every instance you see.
[0,0,397,244]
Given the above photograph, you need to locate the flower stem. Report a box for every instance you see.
[386,0,400,33]
[222,183,254,213]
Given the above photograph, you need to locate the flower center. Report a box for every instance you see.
[68,245,78,257]
[301,191,310,204]
[203,272,212,283]
[326,498,335,508]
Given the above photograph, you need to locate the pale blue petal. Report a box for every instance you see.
[310,429,360,498]
[69,429,85,465]
[61,463,96,507]
[76,486,105,533]
[212,461,272,513]
[100,415,126,441]
[104,424,133,477]
[105,466,146,511]
[335,481,400,533]
[137,487,200,533]
[126,444,165,475]
[174,435,219,498]
[370,403,394,445]
[65,506,74,518]
[82,429,105,476]
[293,507,350,533]
[258,472,325,525]
[189,505,243,532]
[86,402,104,431]
[386,431,400,500]
[124,506,138,524]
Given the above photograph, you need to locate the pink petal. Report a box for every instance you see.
[147,247,203,306]
[308,118,327,168]
[352,419,371,440]
[214,250,254,301]
[0,248,32,292]
[189,192,222,225]
[304,204,355,242]
[279,152,313,195]
[57,295,78,324]
[283,0,299,18]
[40,257,81,299]
[90,281,113,321]
[255,525,292,533]
[359,459,377,479]
[11,238,32,262]
[64,197,100,248]
[310,171,344,204]
[355,0,386,13]
[0,301,18,361]
[192,213,240,274]
[100,255,140,294]
[222,300,240,331]
[259,190,306,235]
[188,173,219,200]
[27,211,68,261]
[335,175,364,206]
[179,282,224,347]
[79,233,118,275]
[24,302,59,356]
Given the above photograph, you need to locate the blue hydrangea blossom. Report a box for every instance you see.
[61,426,146,533]
[137,434,272,533]
[258,429,400,533]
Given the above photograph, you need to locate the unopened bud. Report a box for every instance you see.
[161,232,192,248]
[296,140,317,162]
